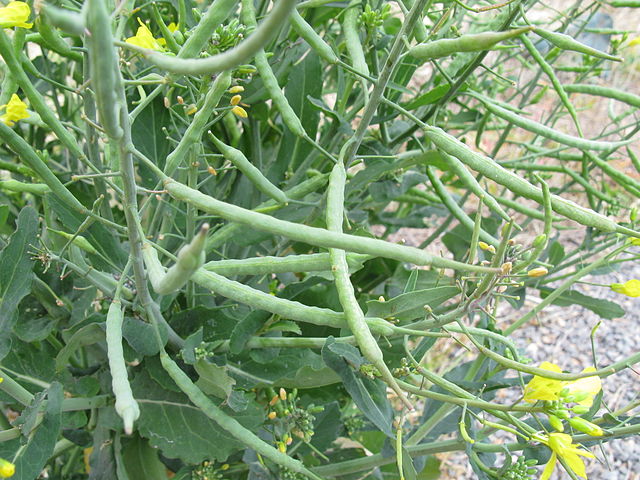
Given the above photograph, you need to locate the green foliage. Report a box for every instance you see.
[0,0,639,479]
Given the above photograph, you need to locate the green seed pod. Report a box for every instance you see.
[48,228,98,255]
[534,28,623,62]
[40,4,85,35]
[35,16,82,61]
[0,179,50,195]
[84,0,123,139]
[409,27,532,61]
[290,10,339,65]
[532,234,547,248]
[563,84,640,109]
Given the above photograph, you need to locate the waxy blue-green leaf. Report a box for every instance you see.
[366,286,460,321]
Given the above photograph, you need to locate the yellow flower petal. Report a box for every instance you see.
[540,452,556,480]
[0,1,33,29]
[610,279,640,297]
[547,433,594,479]
[231,105,248,118]
[167,22,177,33]
[126,18,165,51]
[0,93,29,126]
[523,362,564,403]
[565,367,602,407]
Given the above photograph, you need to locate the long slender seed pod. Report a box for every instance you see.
[164,71,231,176]
[127,0,297,75]
[205,173,330,252]
[440,152,511,221]
[326,162,413,410]
[159,352,324,480]
[40,4,85,35]
[563,84,640,109]
[35,17,82,62]
[469,93,631,152]
[241,0,306,138]
[48,228,98,255]
[398,0,429,42]
[204,252,371,276]
[209,133,289,203]
[520,35,582,137]
[163,178,501,272]
[424,127,638,236]
[408,27,532,61]
[0,122,87,213]
[0,180,50,195]
[493,195,560,221]
[191,269,396,334]
[426,166,500,246]
[585,152,640,197]
[534,28,624,62]
[343,1,370,89]
[84,0,123,139]
[177,0,238,58]
[290,10,339,65]
[106,298,140,435]
[144,224,209,295]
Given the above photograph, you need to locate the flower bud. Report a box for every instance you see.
[548,414,564,432]
[571,405,590,415]
[231,106,248,118]
[501,262,512,275]
[568,417,603,436]
[267,411,277,420]
[479,241,496,254]
[532,234,547,247]
[228,85,245,94]
[0,458,15,478]
[279,388,287,401]
[527,267,548,278]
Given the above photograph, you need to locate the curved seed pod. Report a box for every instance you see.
[563,83,640,109]
[439,152,511,222]
[534,27,623,62]
[426,166,500,246]
[164,178,501,272]
[35,16,82,61]
[192,268,395,335]
[494,195,561,222]
[40,4,85,36]
[424,126,639,237]
[130,0,297,75]
[84,0,122,139]
[408,27,532,61]
[164,71,231,176]
[0,179,50,195]
[586,152,640,198]
[326,162,413,410]
[144,225,209,295]
[159,352,324,480]
[241,0,306,138]
[203,252,371,276]
[471,93,632,152]
[343,0,370,78]
[66,246,135,300]
[290,10,339,65]
[520,35,582,136]
[47,228,98,255]
[106,299,140,435]
[209,133,288,204]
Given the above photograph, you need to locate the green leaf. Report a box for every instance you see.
[56,323,105,372]
[122,436,168,480]
[229,311,269,355]
[194,359,235,399]
[123,316,166,358]
[539,287,625,319]
[132,97,171,187]
[403,85,451,110]
[321,338,394,437]
[12,382,63,480]
[0,207,38,336]
[132,370,263,464]
[366,286,460,322]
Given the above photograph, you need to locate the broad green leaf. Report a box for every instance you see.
[0,207,38,336]
[321,338,394,437]
[123,316,167,358]
[403,85,451,110]
[56,323,105,372]
[12,382,63,480]
[132,97,171,187]
[539,287,625,319]
[132,370,263,464]
[194,358,235,399]
[366,286,460,321]
[122,436,168,480]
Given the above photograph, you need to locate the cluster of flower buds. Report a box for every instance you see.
[192,461,229,480]
[498,456,538,480]
[228,86,248,119]
[266,388,323,450]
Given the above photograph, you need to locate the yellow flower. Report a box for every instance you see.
[0,1,32,29]
[478,241,496,254]
[563,367,602,407]
[126,18,165,51]
[0,94,29,126]
[228,85,245,94]
[527,267,548,277]
[610,279,640,297]
[230,94,242,106]
[0,458,15,478]
[523,362,564,403]
[231,105,248,118]
[538,433,595,480]
[167,22,177,33]
[524,362,602,407]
